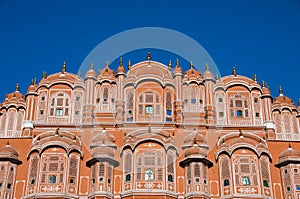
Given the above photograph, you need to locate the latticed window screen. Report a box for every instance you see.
[49,92,70,117]
[229,94,249,118]
[99,163,105,177]
[28,155,39,185]
[233,157,258,186]
[194,164,200,178]
[40,154,66,185]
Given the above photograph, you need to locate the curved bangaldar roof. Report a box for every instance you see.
[125,60,174,87]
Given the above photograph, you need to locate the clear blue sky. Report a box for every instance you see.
[0,0,299,103]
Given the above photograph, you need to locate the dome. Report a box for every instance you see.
[279,146,300,160]
[85,68,96,78]
[0,143,19,157]
[184,68,202,79]
[274,95,294,106]
[117,58,126,74]
[91,146,114,157]
[184,144,207,157]
[91,129,115,144]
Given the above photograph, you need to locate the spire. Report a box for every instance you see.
[176,58,179,66]
[190,61,194,69]
[127,59,131,70]
[43,71,47,79]
[216,73,219,80]
[90,62,94,69]
[253,74,257,82]
[147,51,151,61]
[77,71,81,78]
[168,60,172,70]
[206,63,209,71]
[232,67,237,76]
[119,57,123,66]
[33,77,36,84]
[15,83,19,91]
[262,80,266,87]
[279,86,283,96]
[62,61,66,73]
[105,60,109,68]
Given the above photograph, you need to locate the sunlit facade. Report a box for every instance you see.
[0,55,299,199]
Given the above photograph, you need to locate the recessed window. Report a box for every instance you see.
[296,185,300,191]
[263,180,269,187]
[195,178,200,183]
[108,179,111,184]
[40,110,44,115]
[224,179,230,186]
[191,98,196,104]
[168,175,173,182]
[69,178,74,184]
[145,168,154,181]
[255,112,260,118]
[56,109,63,116]
[128,110,132,114]
[99,177,104,182]
[30,179,35,185]
[204,179,207,184]
[7,183,11,189]
[287,186,290,192]
[187,179,191,184]
[166,110,172,116]
[254,98,258,103]
[0,182,2,188]
[219,112,224,117]
[41,96,45,101]
[49,175,57,184]
[236,110,243,117]
[145,106,153,115]
[125,174,131,182]
[218,98,223,103]
[199,99,203,104]
[294,169,298,173]
[75,110,80,116]
[285,169,288,174]
[92,179,95,183]
[76,96,80,101]
[242,176,251,185]
[96,98,100,103]
[103,98,108,104]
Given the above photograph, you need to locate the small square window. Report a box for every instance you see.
[41,96,45,101]
[191,98,196,104]
[236,110,243,117]
[99,177,104,182]
[56,109,63,116]
[145,105,153,115]
[76,96,80,101]
[219,112,224,117]
[199,99,203,104]
[7,183,11,189]
[0,182,2,188]
[218,98,223,103]
[294,169,298,173]
[296,185,300,191]
[75,110,80,116]
[166,110,172,116]
[96,98,100,103]
[40,110,44,115]
[195,178,200,183]
[285,169,288,174]
[254,98,258,103]
[255,112,260,118]
[103,99,108,104]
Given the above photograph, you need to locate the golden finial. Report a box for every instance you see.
[33,77,36,84]
[147,51,151,61]
[190,61,194,69]
[239,129,243,137]
[55,127,59,135]
[279,86,283,95]
[262,80,265,87]
[90,62,94,69]
[127,60,131,69]
[119,57,123,66]
[6,140,10,146]
[62,61,66,73]
[216,73,219,80]
[31,79,34,85]
[232,67,237,76]
[77,71,81,78]
[253,74,257,82]
[288,143,292,148]
[168,60,172,70]
[176,58,179,66]
[43,71,47,79]
[193,137,197,145]
[206,63,209,71]
[16,83,19,91]
[105,60,109,68]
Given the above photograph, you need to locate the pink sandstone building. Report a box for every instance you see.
[0,54,299,199]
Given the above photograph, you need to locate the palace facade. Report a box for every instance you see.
[0,54,299,199]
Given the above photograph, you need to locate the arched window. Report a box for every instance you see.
[49,92,70,117]
[48,175,57,184]
[229,94,249,118]
[168,174,173,182]
[103,87,108,104]
[145,168,154,181]
[242,176,251,185]
[190,87,196,104]
[263,180,269,187]
[224,179,230,186]
[166,92,172,122]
